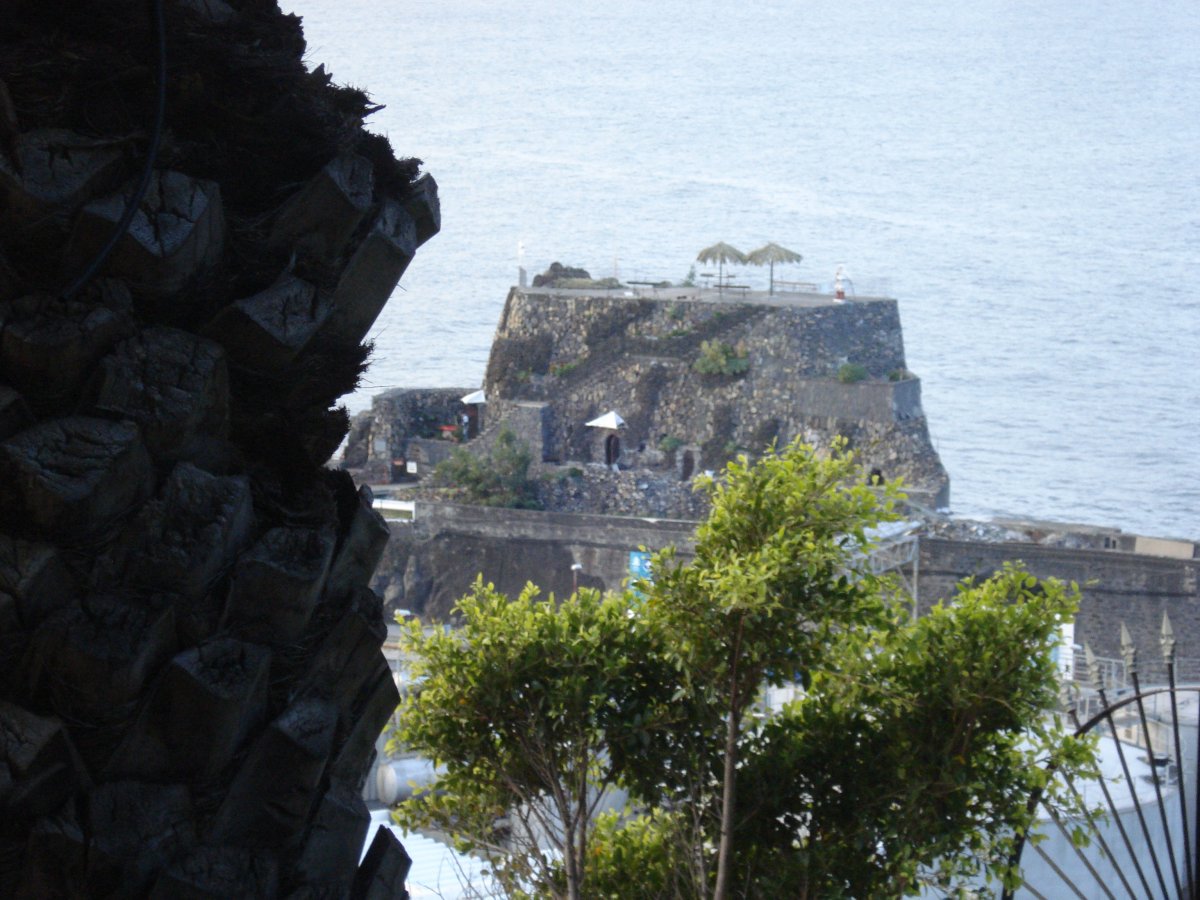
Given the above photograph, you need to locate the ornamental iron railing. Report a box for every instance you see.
[1006,615,1200,899]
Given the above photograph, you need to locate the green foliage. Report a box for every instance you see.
[837,361,869,383]
[733,564,1092,896]
[401,439,1097,899]
[634,444,1093,896]
[657,435,683,454]
[432,427,541,509]
[680,266,697,288]
[692,339,750,376]
[668,302,687,320]
[550,357,584,377]
[564,809,702,900]
[393,581,676,900]
[888,367,910,382]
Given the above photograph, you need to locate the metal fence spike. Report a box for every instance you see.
[1085,643,1100,686]
[1161,612,1177,665]
[1121,622,1137,675]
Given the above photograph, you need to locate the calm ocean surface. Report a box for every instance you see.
[283,0,1198,540]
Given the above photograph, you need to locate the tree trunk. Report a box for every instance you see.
[713,705,740,900]
[0,1,437,896]
[713,616,745,900]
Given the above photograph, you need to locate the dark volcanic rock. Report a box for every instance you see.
[531,260,591,287]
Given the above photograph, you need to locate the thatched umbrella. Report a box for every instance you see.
[696,242,747,293]
[747,242,803,295]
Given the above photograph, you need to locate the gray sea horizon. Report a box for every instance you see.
[286,0,1199,541]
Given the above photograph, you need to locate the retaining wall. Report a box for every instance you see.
[375,507,1200,683]
[918,538,1200,679]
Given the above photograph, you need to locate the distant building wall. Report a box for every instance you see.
[373,501,695,620]
[345,387,475,482]
[375,510,1200,682]
[919,538,1200,680]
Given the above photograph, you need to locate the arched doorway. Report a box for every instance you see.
[605,433,621,467]
[681,450,695,481]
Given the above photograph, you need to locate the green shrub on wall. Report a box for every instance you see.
[433,427,541,509]
[693,339,750,376]
[658,435,683,453]
[550,357,584,377]
[838,362,869,383]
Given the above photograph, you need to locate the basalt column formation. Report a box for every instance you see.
[0,1,437,895]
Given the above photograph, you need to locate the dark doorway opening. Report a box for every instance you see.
[605,434,621,467]
[681,450,695,481]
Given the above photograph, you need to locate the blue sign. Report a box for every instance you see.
[628,550,653,600]
[629,550,652,582]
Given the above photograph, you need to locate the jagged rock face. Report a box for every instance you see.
[0,1,437,896]
[530,261,591,288]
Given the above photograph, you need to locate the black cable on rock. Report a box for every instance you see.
[61,0,167,301]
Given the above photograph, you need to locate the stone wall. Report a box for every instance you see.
[373,505,1200,684]
[344,387,475,482]
[918,538,1200,680]
[373,502,696,619]
[533,462,712,520]
[487,289,907,386]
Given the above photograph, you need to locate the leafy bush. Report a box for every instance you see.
[693,339,750,376]
[432,427,541,509]
[658,435,683,453]
[888,368,910,382]
[558,810,697,899]
[837,362,869,383]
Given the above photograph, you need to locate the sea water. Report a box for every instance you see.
[283,0,1199,540]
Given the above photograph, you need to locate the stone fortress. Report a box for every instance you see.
[348,278,949,516]
[343,269,1198,669]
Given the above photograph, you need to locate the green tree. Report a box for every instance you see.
[642,437,898,898]
[392,581,673,900]
[433,426,541,508]
[395,440,1095,899]
[730,565,1091,897]
[636,441,1091,898]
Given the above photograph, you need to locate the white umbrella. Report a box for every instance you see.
[460,389,486,404]
[585,411,625,429]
